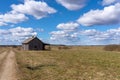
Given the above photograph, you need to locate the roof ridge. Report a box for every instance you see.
[22,37,37,44]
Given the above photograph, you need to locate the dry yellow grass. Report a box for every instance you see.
[15,46,120,80]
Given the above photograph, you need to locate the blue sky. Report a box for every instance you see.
[0,0,120,45]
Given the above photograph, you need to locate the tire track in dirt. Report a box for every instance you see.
[0,50,18,80]
[0,51,8,67]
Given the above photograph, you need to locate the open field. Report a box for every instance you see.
[14,46,120,80]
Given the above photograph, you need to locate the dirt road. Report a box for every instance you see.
[0,50,18,80]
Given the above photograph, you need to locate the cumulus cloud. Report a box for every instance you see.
[0,0,56,26]
[50,22,80,44]
[80,27,120,44]
[56,0,86,10]
[50,21,120,45]
[50,31,80,45]
[11,0,57,19]
[0,27,37,45]
[80,29,99,36]
[57,22,79,30]
[0,22,7,26]
[9,27,37,37]
[77,3,120,26]
[0,11,28,26]
[102,0,119,5]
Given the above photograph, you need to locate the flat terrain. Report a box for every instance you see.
[0,46,119,80]
[0,50,18,80]
[15,46,120,80]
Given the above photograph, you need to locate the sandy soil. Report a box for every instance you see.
[0,50,18,80]
[0,51,8,65]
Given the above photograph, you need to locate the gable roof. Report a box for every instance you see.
[22,37,41,44]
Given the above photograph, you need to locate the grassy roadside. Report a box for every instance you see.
[0,48,7,53]
[15,46,120,80]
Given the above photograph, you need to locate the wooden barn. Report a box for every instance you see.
[22,36,49,50]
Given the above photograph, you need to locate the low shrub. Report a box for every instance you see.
[104,45,120,51]
[58,46,71,50]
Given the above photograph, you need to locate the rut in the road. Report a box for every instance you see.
[0,51,8,66]
[0,50,18,80]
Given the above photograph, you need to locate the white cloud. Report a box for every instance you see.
[56,0,86,10]
[57,22,79,30]
[0,26,37,45]
[11,0,57,19]
[50,22,80,45]
[77,3,120,26]
[0,0,56,26]
[80,27,120,44]
[50,31,80,45]
[0,22,7,26]
[0,11,28,26]
[50,21,120,45]
[80,29,100,36]
[102,0,119,5]
[9,27,37,37]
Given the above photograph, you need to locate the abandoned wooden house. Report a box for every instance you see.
[22,36,50,50]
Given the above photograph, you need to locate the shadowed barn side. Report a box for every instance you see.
[22,36,50,50]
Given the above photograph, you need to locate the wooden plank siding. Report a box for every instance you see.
[22,37,46,50]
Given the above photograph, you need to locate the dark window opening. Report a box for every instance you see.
[34,45,38,50]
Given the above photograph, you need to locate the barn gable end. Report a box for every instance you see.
[22,37,45,50]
